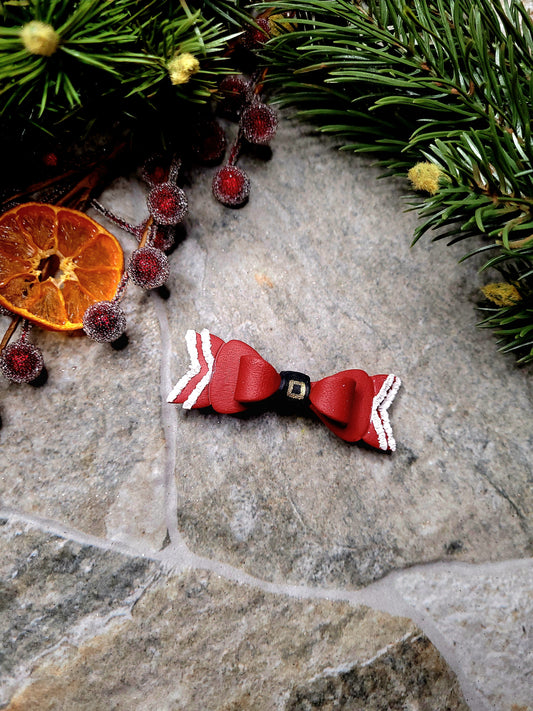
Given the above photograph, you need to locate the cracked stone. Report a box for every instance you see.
[1,532,468,711]
[0,187,167,550]
[395,561,533,711]
[0,519,159,707]
[1,117,531,588]
[164,119,532,587]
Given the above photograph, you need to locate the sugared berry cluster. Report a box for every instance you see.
[212,72,278,208]
[84,156,188,344]
[1,18,281,386]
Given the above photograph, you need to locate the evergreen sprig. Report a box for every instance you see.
[256,0,533,363]
[0,0,238,123]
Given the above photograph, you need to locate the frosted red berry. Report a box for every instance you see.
[241,18,270,48]
[241,103,278,145]
[212,165,251,207]
[0,341,44,383]
[83,301,127,343]
[218,75,249,117]
[42,152,58,167]
[147,183,188,225]
[129,246,170,289]
[151,225,175,252]
[191,121,226,164]
[141,154,169,186]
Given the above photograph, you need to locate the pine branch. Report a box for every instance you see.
[0,1,242,120]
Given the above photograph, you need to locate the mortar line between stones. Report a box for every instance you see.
[152,294,188,552]
[4,503,530,710]
[145,248,522,710]
[160,549,495,711]
[0,506,156,560]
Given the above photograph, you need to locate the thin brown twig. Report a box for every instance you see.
[0,315,21,352]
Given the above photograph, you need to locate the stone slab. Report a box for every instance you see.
[395,560,533,711]
[165,118,532,587]
[0,181,167,550]
[0,518,158,707]
[1,117,531,589]
[1,521,467,711]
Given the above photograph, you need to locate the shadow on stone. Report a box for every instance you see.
[111,333,129,351]
[29,367,48,388]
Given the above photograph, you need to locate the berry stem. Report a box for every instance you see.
[55,142,127,212]
[2,142,127,212]
[92,200,142,238]
[168,157,182,184]
[19,319,31,342]
[2,166,88,210]
[112,272,130,304]
[228,131,243,166]
[0,316,21,353]
[250,68,268,97]
[138,217,154,248]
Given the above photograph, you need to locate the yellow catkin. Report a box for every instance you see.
[268,14,296,36]
[481,283,522,307]
[20,20,60,56]
[407,162,443,195]
[167,53,200,86]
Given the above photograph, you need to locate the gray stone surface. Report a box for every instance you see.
[0,114,531,709]
[0,519,158,707]
[395,561,533,711]
[0,192,167,548]
[165,119,532,587]
[1,118,530,586]
[1,522,467,711]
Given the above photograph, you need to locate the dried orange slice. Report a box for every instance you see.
[0,202,123,331]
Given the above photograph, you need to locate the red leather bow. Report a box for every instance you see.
[168,329,401,451]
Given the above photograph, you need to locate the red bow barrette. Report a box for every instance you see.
[168,329,401,452]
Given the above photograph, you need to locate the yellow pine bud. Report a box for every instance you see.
[168,53,200,86]
[481,283,522,307]
[407,162,443,195]
[268,14,296,36]
[20,20,59,56]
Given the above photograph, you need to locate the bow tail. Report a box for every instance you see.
[167,329,224,408]
[362,374,401,452]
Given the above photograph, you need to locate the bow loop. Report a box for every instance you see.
[235,355,281,403]
[310,374,355,425]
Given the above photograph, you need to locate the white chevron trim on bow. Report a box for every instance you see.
[183,329,215,409]
[167,329,215,408]
[370,374,401,451]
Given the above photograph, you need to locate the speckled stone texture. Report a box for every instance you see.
[1,522,467,711]
[0,519,158,707]
[395,561,533,711]
[0,113,531,710]
[165,118,532,588]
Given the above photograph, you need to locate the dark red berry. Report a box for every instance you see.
[191,120,226,164]
[83,301,127,343]
[141,154,170,186]
[129,247,170,289]
[212,165,250,207]
[241,103,278,145]
[147,183,188,225]
[42,152,58,167]
[218,75,249,117]
[241,17,270,48]
[0,341,44,383]
[151,225,175,252]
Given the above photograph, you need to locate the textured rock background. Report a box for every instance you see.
[0,115,531,710]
